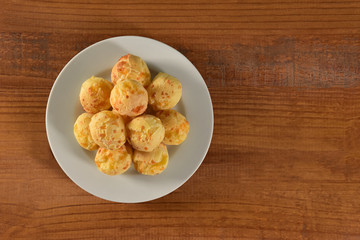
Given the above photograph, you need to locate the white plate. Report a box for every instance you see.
[46,36,213,203]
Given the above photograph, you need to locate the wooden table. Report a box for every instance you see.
[1,0,360,239]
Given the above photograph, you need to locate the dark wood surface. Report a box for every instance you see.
[1,0,360,239]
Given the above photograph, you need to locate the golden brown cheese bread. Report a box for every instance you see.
[147,72,182,110]
[95,146,132,175]
[89,110,126,150]
[133,143,168,175]
[73,113,99,151]
[127,114,165,152]
[110,79,148,117]
[80,76,113,114]
[156,109,189,145]
[111,54,151,87]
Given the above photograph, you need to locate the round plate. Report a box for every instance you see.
[46,36,213,203]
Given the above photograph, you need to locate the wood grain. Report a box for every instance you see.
[1,0,360,239]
